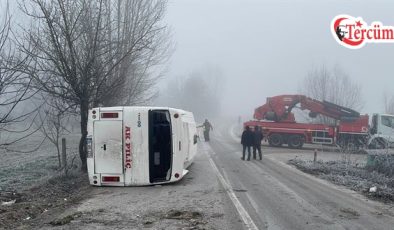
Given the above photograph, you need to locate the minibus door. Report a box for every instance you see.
[94,120,123,176]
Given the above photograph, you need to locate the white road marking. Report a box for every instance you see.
[243,192,282,230]
[221,166,279,230]
[248,161,348,230]
[202,143,259,230]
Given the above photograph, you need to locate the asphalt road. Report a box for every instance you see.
[34,122,394,230]
[206,123,394,230]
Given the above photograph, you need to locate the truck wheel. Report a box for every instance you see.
[345,142,359,152]
[338,138,360,152]
[337,139,346,150]
[268,134,283,147]
[288,135,303,149]
[369,138,388,149]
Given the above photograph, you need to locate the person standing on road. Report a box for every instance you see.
[199,119,213,141]
[241,126,254,161]
[253,126,263,160]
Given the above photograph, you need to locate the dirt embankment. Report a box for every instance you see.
[1,144,239,230]
[288,158,394,203]
[0,172,91,230]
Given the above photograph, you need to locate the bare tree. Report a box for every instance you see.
[17,0,171,170]
[36,97,73,168]
[0,1,40,147]
[299,65,364,124]
[383,92,394,114]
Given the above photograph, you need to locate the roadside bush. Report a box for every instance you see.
[365,154,394,177]
[288,158,394,202]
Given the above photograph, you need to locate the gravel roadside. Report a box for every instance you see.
[36,143,243,230]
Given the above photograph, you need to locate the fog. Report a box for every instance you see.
[157,0,394,120]
[3,0,394,121]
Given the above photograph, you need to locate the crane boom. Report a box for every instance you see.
[254,94,360,122]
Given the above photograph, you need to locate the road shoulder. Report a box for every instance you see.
[36,143,242,230]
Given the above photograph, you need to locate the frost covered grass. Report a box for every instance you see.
[288,156,394,203]
[0,155,58,191]
[0,132,80,192]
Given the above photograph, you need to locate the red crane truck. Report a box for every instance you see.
[244,95,369,149]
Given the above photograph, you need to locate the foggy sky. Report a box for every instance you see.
[160,0,394,118]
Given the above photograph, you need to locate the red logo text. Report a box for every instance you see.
[331,15,394,49]
[125,126,132,169]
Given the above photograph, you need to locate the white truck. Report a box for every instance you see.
[87,106,198,186]
[368,113,394,149]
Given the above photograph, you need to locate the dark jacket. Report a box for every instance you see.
[254,130,264,145]
[203,121,213,131]
[241,129,254,146]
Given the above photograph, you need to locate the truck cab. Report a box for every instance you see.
[369,113,394,148]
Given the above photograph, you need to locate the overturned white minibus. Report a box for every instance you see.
[87,107,198,186]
